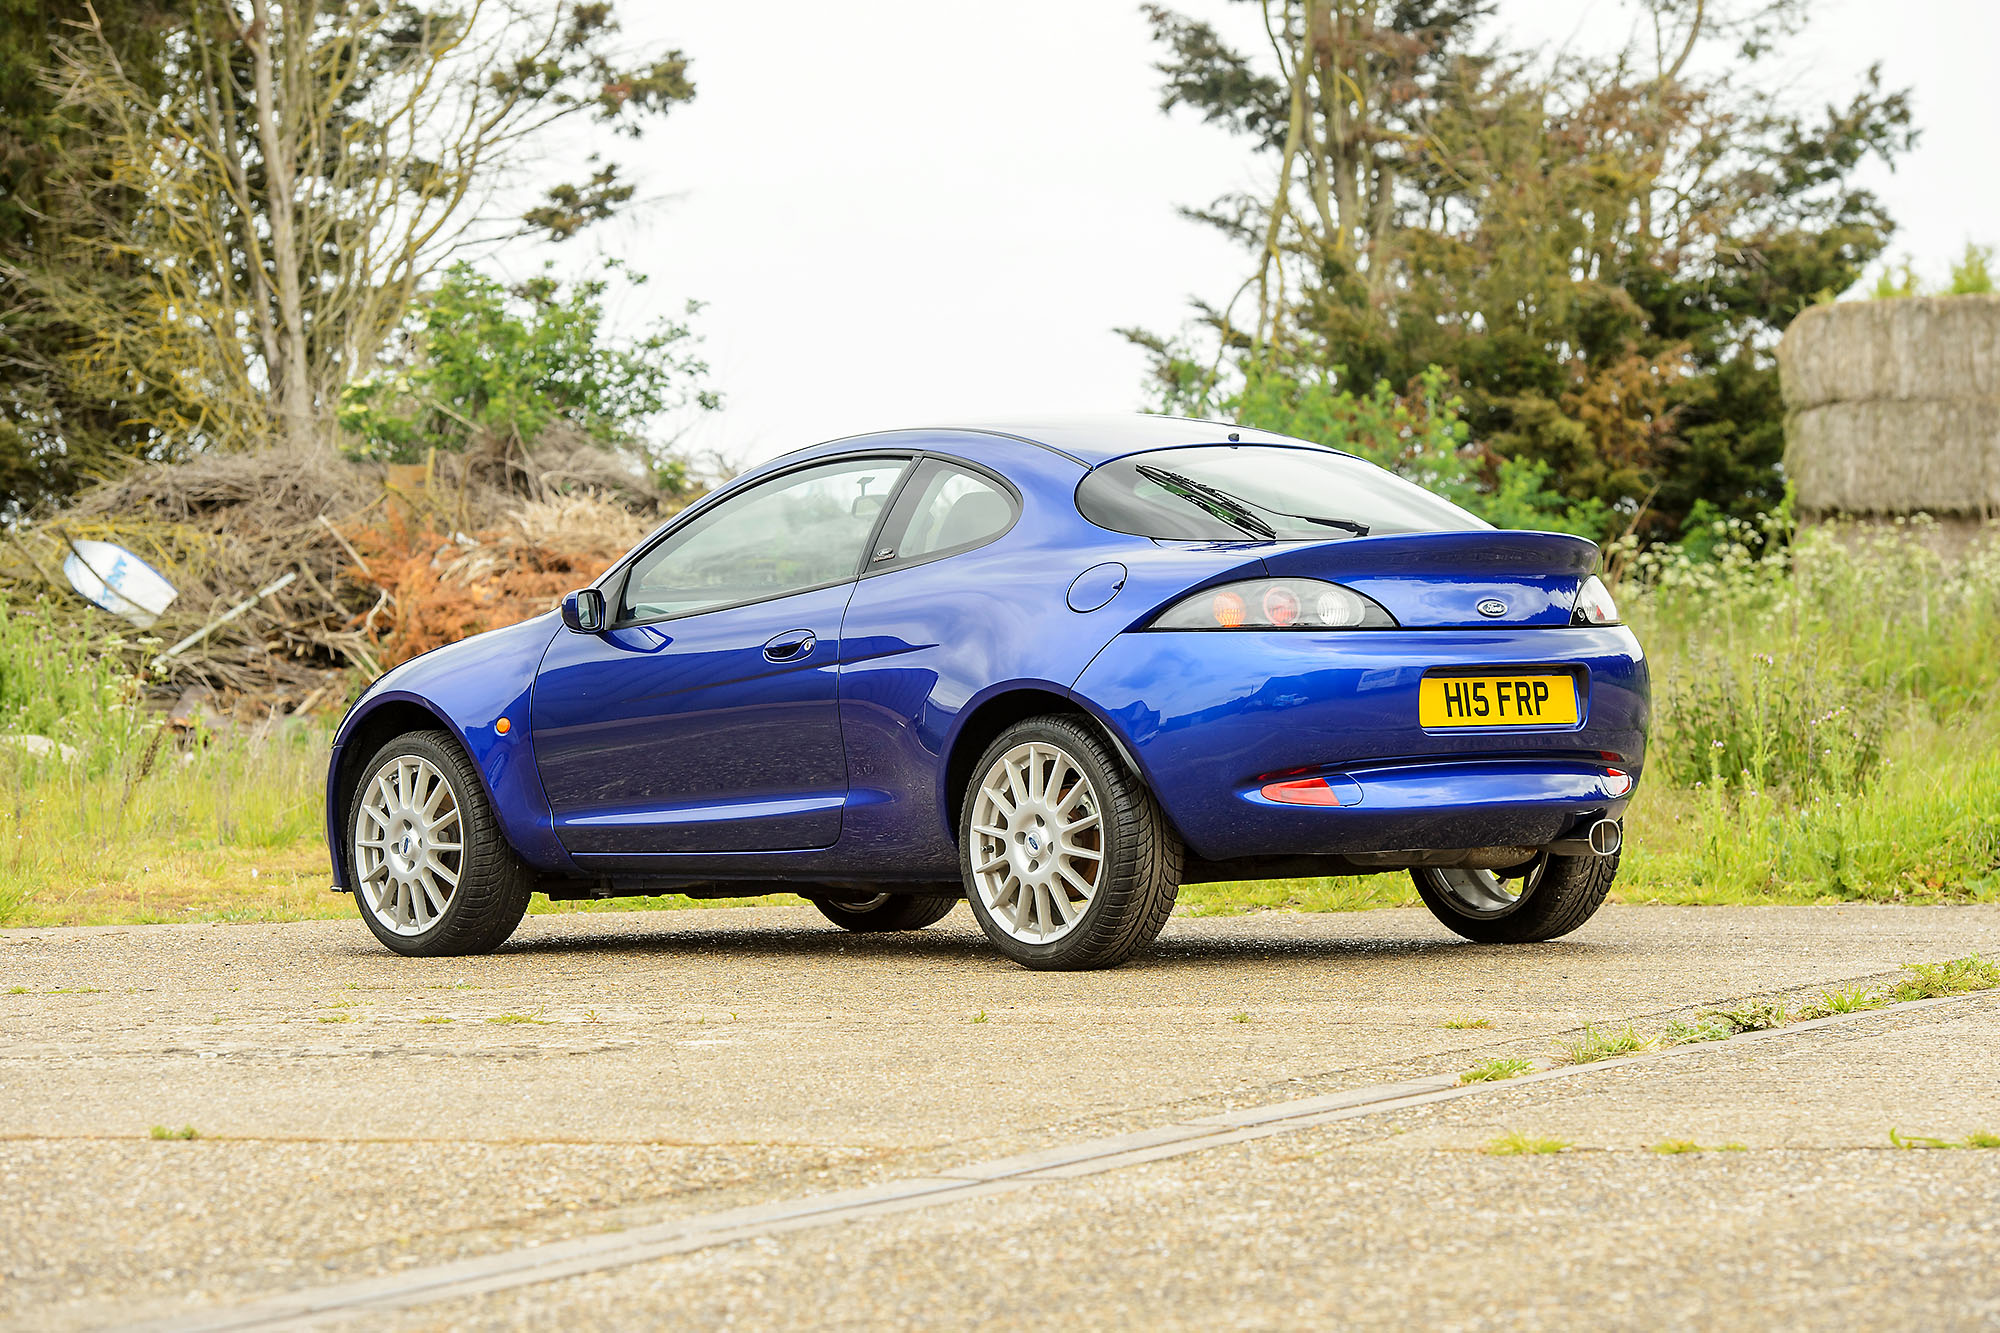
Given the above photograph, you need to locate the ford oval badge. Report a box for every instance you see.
[1476,598,1508,618]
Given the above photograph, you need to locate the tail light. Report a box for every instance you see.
[1152,578,1397,630]
[1572,575,1621,626]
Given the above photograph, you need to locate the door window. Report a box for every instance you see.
[879,461,1017,566]
[620,457,907,622]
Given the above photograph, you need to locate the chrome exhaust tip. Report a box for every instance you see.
[1587,818,1622,857]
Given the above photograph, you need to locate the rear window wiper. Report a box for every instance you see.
[1135,465,1275,540]
[1136,465,1369,538]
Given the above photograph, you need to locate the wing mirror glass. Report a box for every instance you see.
[561,587,606,633]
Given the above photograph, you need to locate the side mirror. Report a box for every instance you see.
[560,587,606,634]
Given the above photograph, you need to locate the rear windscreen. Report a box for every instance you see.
[1075,444,1488,542]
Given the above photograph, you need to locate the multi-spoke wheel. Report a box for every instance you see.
[1412,850,1619,944]
[347,730,533,956]
[808,891,959,933]
[959,715,1181,970]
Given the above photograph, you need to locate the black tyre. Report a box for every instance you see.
[1411,850,1618,944]
[958,714,1182,970]
[808,892,959,932]
[346,729,534,957]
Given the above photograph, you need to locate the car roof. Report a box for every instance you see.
[798,415,1332,469]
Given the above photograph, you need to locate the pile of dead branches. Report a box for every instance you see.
[0,444,683,717]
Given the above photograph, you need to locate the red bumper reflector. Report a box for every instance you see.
[1605,768,1632,797]
[1260,777,1342,806]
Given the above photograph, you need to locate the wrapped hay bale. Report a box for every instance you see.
[1779,295,2000,523]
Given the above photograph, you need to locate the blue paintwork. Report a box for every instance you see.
[324,416,1651,893]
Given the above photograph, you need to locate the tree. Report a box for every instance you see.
[0,0,186,513]
[1133,1,1915,536]
[337,260,718,493]
[31,0,695,465]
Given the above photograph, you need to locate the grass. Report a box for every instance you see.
[1889,955,2000,1001]
[1443,1016,1494,1029]
[1562,1023,1655,1065]
[486,1011,550,1025]
[148,1125,199,1141]
[316,1013,351,1023]
[1700,999,1792,1032]
[1460,1057,1534,1084]
[1483,1131,1569,1156]
[1797,985,1887,1018]
[1889,1128,2000,1150]
[1650,1140,1747,1154]
[419,1015,451,1024]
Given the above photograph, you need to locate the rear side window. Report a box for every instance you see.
[873,459,1018,567]
[1076,444,1487,541]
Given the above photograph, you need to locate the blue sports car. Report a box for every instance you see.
[326,417,1647,970]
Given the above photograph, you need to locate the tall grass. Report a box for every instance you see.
[1612,516,2000,903]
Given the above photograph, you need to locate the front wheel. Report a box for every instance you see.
[959,715,1182,971]
[1412,850,1617,944]
[347,730,534,957]
[809,892,959,932]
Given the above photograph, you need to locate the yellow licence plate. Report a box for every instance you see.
[1419,674,1578,728]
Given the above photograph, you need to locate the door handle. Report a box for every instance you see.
[762,629,817,663]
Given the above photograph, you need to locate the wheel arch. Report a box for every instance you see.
[327,698,460,891]
[939,686,1159,845]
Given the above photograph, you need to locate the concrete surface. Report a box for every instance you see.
[2,902,1997,1328]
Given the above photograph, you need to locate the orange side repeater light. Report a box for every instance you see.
[495,717,511,735]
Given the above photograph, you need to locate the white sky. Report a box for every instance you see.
[498,1,2000,473]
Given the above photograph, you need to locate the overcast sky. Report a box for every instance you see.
[503,1,2000,473]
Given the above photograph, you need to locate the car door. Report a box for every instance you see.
[833,457,1023,872]
[532,455,912,855]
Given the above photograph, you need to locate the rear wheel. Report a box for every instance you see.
[809,892,958,932]
[959,715,1182,970]
[1412,850,1617,944]
[348,730,534,957]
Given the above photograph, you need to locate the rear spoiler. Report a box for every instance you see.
[1259,530,1601,580]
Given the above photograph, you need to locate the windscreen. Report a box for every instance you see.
[1075,444,1488,541]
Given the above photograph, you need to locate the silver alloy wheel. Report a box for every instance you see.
[1427,858,1547,919]
[968,740,1104,944]
[353,753,464,937]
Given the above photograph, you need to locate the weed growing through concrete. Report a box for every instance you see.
[149,1125,199,1141]
[49,986,103,994]
[419,1016,451,1024]
[1443,1016,1493,1029]
[5,985,25,994]
[1796,984,1887,1018]
[1650,1140,1747,1154]
[1563,1024,1655,1064]
[1484,1132,1569,1155]
[1889,1128,2000,1150]
[487,1011,550,1025]
[1460,1058,1533,1084]
[317,1013,351,1023]
[1231,1012,1251,1024]
[1660,1015,1735,1045]
[1702,998,1792,1032]
[1891,955,2000,1001]
[969,1011,988,1024]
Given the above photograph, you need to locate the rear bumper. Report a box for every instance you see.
[1070,625,1648,862]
